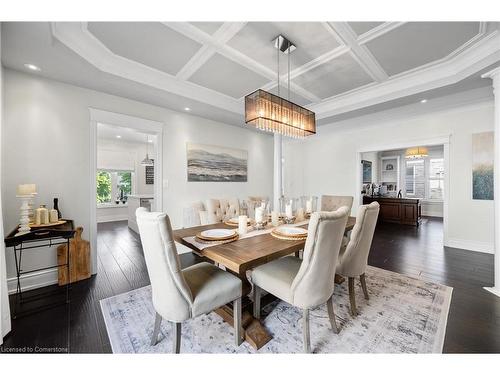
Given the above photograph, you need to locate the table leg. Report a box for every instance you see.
[213,269,272,350]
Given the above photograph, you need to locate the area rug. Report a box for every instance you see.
[100,266,452,353]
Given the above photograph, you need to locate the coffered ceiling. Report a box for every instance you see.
[2,22,500,128]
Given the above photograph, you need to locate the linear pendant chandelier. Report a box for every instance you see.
[244,35,316,139]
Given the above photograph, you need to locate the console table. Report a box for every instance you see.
[4,220,75,318]
[363,196,421,226]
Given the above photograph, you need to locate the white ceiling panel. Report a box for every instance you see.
[190,22,224,35]
[88,22,202,75]
[366,22,480,76]
[348,22,384,36]
[227,22,341,71]
[189,53,270,98]
[292,53,373,99]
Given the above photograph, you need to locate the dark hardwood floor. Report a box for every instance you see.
[2,217,499,353]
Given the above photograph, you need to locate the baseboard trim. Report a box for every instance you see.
[97,215,128,223]
[7,268,59,295]
[445,238,494,254]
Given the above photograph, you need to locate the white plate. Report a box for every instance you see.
[274,227,308,236]
[199,229,236,239]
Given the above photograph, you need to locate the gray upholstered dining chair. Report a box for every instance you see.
[136,208,243,353]
[336,202,380,316]
[321,195,354,215]
[252,207,349,353]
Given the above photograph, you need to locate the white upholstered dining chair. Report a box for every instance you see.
[206,198,240,224]
[136,208,243,353]
[321,195,354,215]
[251,207,349,353]
[336,202,380,316]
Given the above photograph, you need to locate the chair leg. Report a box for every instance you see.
[348,277,358,316]
[253,285,261,319]
[150,312,162,346]
[303,309,311,353]
[172,322,181,353]
[233,298,243,346]
[326,296,340,334]
[360,273,369,300]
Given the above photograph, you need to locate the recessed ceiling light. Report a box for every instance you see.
[116,135,121,138]
[184,107,191,111]
[24,63,41,71]
[420,99,428,104]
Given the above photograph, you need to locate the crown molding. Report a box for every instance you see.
[309,31,500,119]
[51,22,243,114]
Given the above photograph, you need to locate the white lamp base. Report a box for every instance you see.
[483,287,500,297]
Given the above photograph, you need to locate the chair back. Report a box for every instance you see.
[337,202,380,277]
[291,207,349,309]
[206,198,240,223]
[136,208,193,322]
[321,195,354,215]
[182,201,204,228]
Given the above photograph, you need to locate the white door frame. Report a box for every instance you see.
[89,108,164,274]
[355,135,451,246]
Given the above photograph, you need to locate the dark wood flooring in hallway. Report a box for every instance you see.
[2,217,499,353]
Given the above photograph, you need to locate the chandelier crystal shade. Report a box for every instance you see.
[405,146,429,159]
[245,89,316,138]
[244,35,316,139]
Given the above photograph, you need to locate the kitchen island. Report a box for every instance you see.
[127,194,154,233]
[363,196,421,226]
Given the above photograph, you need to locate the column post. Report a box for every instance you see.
[482,67,500,297]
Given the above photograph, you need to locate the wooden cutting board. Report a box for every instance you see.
[57,226,91,285]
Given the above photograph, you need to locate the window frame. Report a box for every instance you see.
[96,169,135,207]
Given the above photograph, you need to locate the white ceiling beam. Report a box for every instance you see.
[325,22,389,83]
[309,31,500,119]
[357,22,406,45]
[164,22,322,103]
[51,22,243,114]
[176,22,248,80]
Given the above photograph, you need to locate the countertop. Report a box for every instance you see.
[127,194,154,199]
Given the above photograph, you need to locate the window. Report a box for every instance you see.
[96,170,133,205]
[428,158,444,200]
[404,156,444,201]
[405,159,425,198]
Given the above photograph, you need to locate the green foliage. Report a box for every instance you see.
[117,172,132,197]
[472,165,494,200]
[97,171,111,203]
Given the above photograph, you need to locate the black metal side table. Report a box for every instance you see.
[4,220,75,318]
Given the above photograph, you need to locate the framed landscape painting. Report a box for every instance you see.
[187,143,248,182]
[472,131,493,200]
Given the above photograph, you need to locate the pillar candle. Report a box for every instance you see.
[17,184,37,196]
[255,207,264,223]
[285,203,293,218]
[271,211,279,226]
[306,199,312,214]
[238,215,248,235]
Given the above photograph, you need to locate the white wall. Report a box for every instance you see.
[1,25,13,342]
[2,69,273,290]
[284,99,495,253]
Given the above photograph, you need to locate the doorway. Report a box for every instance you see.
[89,109,163,274]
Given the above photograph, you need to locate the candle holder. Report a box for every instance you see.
[279,197,298,224]
[16,195,33,236]
[300,196,318,219]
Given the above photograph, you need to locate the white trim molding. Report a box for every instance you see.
[89,108,164,275]
[7,269,58,295]
[446,238,494,254]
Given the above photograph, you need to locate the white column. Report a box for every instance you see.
[483,67,500,297]
[273,134,283,211]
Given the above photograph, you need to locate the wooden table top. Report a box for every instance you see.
[173,216,355,275]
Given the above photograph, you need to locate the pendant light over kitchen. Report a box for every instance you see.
[141,135,154,166]
[244,35,316,139]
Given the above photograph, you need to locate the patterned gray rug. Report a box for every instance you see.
[100,266,452,353]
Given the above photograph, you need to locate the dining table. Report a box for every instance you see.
[173,216,356,350]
